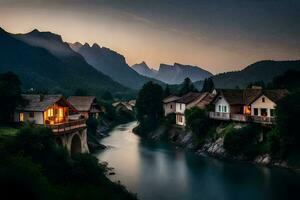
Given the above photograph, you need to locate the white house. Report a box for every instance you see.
[175,92,213,126]
[163,95,180,116]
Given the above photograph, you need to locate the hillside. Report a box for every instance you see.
[132,62,212,84]
[70,42,163,89]
[0,28,131,97]
[194,60,300,89]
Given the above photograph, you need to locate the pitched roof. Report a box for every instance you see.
[67,96,96,111]
[176,92,203,104]
[216,89,289,105]
[112,102,133,111]
[163,95,180,103]
[195,92,217,109]
[250,89,289,104]
[17,94,64,111]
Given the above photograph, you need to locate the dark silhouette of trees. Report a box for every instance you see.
[179,78,197,96]
[0,72,24,122]
[201,78,215,92]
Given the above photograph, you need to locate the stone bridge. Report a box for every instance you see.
[47,120,89,154]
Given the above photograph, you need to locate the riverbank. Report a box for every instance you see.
[136,122,300,172]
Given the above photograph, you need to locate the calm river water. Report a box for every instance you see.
[95,121,300,200]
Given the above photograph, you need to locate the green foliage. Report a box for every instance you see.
[0,126,136,200]
[275,92,300,154]
[86,117,99,136]
[164,85,171,97]
[247,81,265,89]
[223,124,261,158]
[201,77,215,92]
[101,90,113,101]
[0,72,24,122]
[73,88,88,96]
[179,77,198,96]
[270,69,300,91]
[185,107,212,139]
[136,81,164,134]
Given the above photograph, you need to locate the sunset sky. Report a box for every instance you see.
[0,0,299,74]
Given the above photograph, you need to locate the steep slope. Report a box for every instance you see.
[131,61,157,78]
[197,60,300,89]
[70,43,162,89]
[154,63,212,84]
[0,28,130,96]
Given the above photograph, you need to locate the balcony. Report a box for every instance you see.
[209,112,230,120]
[45,119,86,134]
[251,116,275,124]
[230,114,249,122]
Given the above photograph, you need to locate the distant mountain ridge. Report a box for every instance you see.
[195,60,300,89]
[132,62,213,84]
[0,28,130,97]
[69,42,163,89]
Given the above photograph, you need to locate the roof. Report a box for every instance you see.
[17,94,66,112]
[176,92,203,104]
[215,89,289,105]
[250,89,289,104]
[195,92,217,109]
[67,96,96,111]
[163,95,180,103]
[113,102,133,111]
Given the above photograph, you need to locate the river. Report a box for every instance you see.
[95,121,300,200]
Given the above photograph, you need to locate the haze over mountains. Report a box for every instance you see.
[0,28,130,97]
[69,42,162,89]
[132,62,213,85]
[0,27,299,98]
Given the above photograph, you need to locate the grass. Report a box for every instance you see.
[0,125,19,136]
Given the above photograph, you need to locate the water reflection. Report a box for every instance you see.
[96,122,300,200]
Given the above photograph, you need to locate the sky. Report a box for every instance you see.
[0,0,299,74]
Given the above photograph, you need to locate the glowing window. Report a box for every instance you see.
[59,108,63,118]
[19,112,24,122]
[48,108,54,117]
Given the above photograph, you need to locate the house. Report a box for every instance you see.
[163,95,180,116]
[209,89,289,124]
[14,94,75,125]
[175,92,214,126]
[248,89,289,123]
[112,101,134,112]
[67,96,101,119]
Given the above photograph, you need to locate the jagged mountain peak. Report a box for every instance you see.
[26,29,63,43]
[92,43,100,49]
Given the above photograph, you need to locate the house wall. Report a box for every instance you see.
[176,103,186,114]
[214,95,230,113]
[176,113,185,126]
[164,102,176,116]
[251,95,276,117]
[14,111,44,124]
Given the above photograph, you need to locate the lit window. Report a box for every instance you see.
[59,108,63,118]
[19,112,24,122]
[48,108,53,117]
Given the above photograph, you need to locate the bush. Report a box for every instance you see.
[224,124,261,158]
[185,107,212,139]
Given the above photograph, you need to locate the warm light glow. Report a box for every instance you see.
[48,108,53,117]
[59,108,63,118]
[19,112,24,122]
[243,106,251,115]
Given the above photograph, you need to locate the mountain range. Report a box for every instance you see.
[0,28,131,98]
[132,62,213,84]
[204,60,300,89]
[69,42,162,89]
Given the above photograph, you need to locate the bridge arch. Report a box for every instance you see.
[70,133,82,155]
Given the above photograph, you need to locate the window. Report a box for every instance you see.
[59,108,64,118]
[261,108,267,116]
[29,112,34,118]
[254,108,258,116]
[224,106,227,113]
[170,105,172,109]
[19,112,24,122]
[180,104,182,110]
[262,97,265,103]
[48,108,54,117]
[218,105,221,112]
[270,109,275,117]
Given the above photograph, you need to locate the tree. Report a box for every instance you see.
[164,85,171,98]
[135,82,164,133]
[73,88,88,96]
[201,78,215,93]
[275,92,300,153]
[101,91,113,101]
[185,107,212,139]
[0,72,24,122]
[270,69,300,91]
[179,77,197,96]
